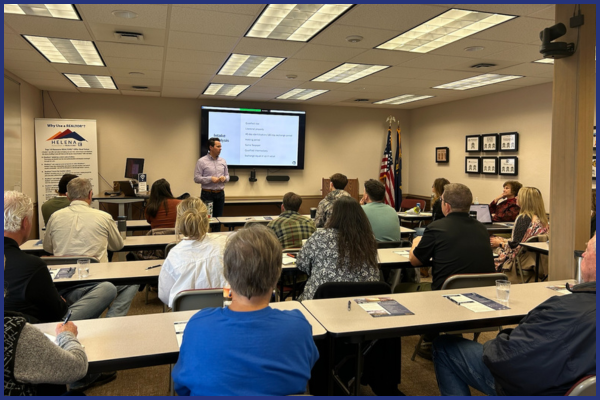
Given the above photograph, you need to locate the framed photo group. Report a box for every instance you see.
[465,131,519,176]
[465,156,518,176]
[465,132,519,153]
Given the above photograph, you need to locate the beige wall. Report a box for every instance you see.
[409,83,553,210]
[40,92,410,198]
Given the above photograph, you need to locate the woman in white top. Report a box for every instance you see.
[158,197,229,308]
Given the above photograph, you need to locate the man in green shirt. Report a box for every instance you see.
[360,179,400,242]
[41,173,77,225]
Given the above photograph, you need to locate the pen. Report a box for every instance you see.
[286,253,296,258]
[62,309,73,326]
[146,264,162,270]
[347,301,351,311]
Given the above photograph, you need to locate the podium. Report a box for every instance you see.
[321,178,359,201]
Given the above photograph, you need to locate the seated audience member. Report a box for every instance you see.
[43,178,138,318]
[267,192,316,248]
[172,224,319,396]
[591,191,596,238]
[489,180,522,222]
[314,173,351,228]
[360,179,400,242]
[158,197,228,307]
[298,196,380,300]
[4,191,117,323]
[145,179,181,230]
[409,183,495,360]
[433,234,596,396]
[431,177,450,221]
[41,173,77,226]
[491,187,549,272]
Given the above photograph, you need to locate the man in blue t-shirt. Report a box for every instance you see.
[172,224,319,396]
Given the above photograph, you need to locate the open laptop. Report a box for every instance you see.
[469,204,508,229]
[116,180,148,198]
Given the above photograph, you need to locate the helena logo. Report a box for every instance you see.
[47,129,87,146]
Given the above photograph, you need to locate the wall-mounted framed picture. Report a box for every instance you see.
[499,156,518,175]
[466,135,481,152]
[482,133,499,152]
[465,157,480,174]
[593,156,596,180]
[481,157,498,174]
[499,132,519,151]
[593,126,596,150]
[436,147,449,163]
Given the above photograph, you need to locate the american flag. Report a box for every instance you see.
[379,126,395,208]
[394,125,402,211]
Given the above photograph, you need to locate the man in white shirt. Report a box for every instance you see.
[44,177,138,317]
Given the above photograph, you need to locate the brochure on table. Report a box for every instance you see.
[354,297,414,318]
[443,293,510,312]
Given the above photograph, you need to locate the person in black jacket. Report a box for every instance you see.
[432,233,596,396]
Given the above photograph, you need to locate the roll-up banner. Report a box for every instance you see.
[35,119,99,239]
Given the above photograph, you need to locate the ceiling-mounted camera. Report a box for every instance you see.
[539,23,574,59]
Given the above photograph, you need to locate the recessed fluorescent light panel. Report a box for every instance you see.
[377,9,516,53]
[533,58,554,64]
[4,4,79,20]
[374,94,434,105]
[23,35,104,65]
[277,89,328,100]
[433,74,523,90]
[203,84,250,97]
[218,54,285,78]
[246,4,353,42]
[312,63,389,83]
[64,74,117,89]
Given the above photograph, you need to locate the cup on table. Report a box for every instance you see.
[77,259,90,279]
[495,280,510,304]
[310,207,317,219]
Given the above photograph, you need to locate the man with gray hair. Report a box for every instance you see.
[43,178,139,318]
[409,183,494,359]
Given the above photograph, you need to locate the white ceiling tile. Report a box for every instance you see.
[77,88,121,95]
[277,59,340,74]
[438,58,520,73]
[311,25,406,50]
[471,17,551,45]
[497,76,552,87]
[163,71,213,82]
[108,68,162,79]
[236,92,277,101]
[493,62,554,79]
[103,56,163,71]
[5,23,15,33]
[244,86,289,95]
[527,5,555,20]
[292,44,368,62]
[162,87,201,98]
[170,6,254,36]
[10,70,65,81]
[163,78,211,90]
[116,84,161,92]
[337,4,450,31]
[22,79,79,92]
[375,67,441,80]
[166,49,229,65]
[5,60,56,73]
[4,48,48,63]
[348,49,421,66]
[165,61,219,75]
[429,38,519,58]
[168,31,238,53]
[173,4,264,16]
[4,33,32,50]
[86,23,166,47]
[112,77,162,87]
[51,64,110,75]
[398,54,480,70]
[263,69,313,82]
[210,76,259,85]
[4,14,92,40]
[251,79,299,89]
[233,38,305,58]
[483,44,542,63]
[77,4,168,29]
[96,42,164,60]
[453,4,552,16]
[121,90,161,96]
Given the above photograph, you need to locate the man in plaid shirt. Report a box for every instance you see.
[267,192,316,248]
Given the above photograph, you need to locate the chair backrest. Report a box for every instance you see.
[313,281,391,299]
[164,242,177,258]
[441,273,509,290]
[377,240,412,249]
[566,375,596,396]
[172,289,224,312]
[41,256,99,265]
[400,198,421,211]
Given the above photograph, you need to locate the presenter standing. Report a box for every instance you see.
[194,137,229,229]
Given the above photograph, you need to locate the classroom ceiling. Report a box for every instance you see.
[3,4,556,109]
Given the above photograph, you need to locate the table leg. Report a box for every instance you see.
[328,336,335,395]
[292,271,297,301]
[354,341,363,396]
[118,203,125,218]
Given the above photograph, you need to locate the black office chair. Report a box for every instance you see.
[311,281,399,396]
[376,240,412,249]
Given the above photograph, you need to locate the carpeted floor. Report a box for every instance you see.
[86,281,505,396]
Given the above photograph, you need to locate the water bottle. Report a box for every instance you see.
[415,202,421,214]
[474,197,480,205]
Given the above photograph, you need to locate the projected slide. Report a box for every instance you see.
[208,112,300,167]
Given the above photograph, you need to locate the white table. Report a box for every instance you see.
[377,247,412,268]
[33,301,326,374]
[51,260,161,287]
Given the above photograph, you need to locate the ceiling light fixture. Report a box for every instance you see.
[346,35,363,43]
[218,54,285,78]
[23,35,104,65]
[464,46,485,52]
[376,9,516,53]
[203,84,250,97]
[246,4,354,42]
[112,10,137,19]
[4,4,79,20]
[373,94,434,105]
[433,73,523,90]
[128,72,145,76]
[277,88,328,100]
[533,58,555,64]
[64,74,117,89]
[312,63,389,83]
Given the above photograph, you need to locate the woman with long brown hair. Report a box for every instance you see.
[431,178,450,221]
[145,179,181,230]
[297,196,379,300]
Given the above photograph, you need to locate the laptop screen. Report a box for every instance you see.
[469,204,492,224]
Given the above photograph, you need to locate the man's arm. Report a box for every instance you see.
[409,236,423,266]
[193,158,212,185]
[314,202,326,228]
[221,161,229,183]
